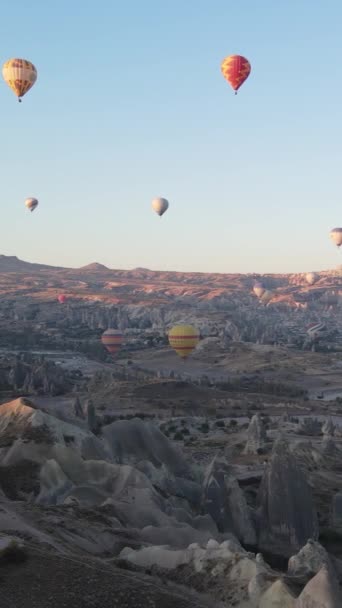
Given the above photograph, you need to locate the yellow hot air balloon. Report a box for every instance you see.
[168,324,199,359]
[2,58,37,102]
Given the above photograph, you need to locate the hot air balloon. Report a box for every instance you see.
[253,281,265,298]
[305,272,318,286]
[58,295,67,304]
[25,198,38,212]
[221,55,251,94]
[101,328,124,358]
[330,228,342,248]
[259,289,273,305]
[152,197,169,217]
[168,324,199,359]
[2,58,37,102]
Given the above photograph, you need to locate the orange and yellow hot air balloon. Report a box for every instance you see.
[168,324,200,359]
[101,328,124,358]
[2,58,37,102]
[221,55,251,94]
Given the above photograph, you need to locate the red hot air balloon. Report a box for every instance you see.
[58,294,67,304]
[221,55,251,94]
[101,328,124,358]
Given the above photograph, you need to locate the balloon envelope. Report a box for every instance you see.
[253,282,265,298]
[305,272,318,285]
[101,329,124,357]
[221,55,251,92]
[330,228,342,247]
[152,197,169,217]
[25,198,38,212]
[260,289,273,305]
[168,324,199,359]
[2,58,37,100]
[58,295,67,304]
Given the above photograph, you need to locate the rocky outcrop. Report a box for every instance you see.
[257,437,318,556]
[85,399,97,433]
[102,418,192,479]
[3,356,73,396]
[73,397,84,419]
[259,579,295,607]
[296,566,341,607]
[244,413,268,454]
[298,418,322,437]
[331,493,342,531]
[202,457,256,545]
[321,436,337,457]
[288,540,332,583]
[0,398,109,467]
[322,418,335,437]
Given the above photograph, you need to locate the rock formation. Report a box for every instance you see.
[257,436,319,556]
[288,540,332,582]
[244,413,268,454]
[202,457,256,545]
[322,417,335,437]
[296,566,341,607]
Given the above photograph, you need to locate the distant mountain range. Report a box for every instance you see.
[0,254,340,307]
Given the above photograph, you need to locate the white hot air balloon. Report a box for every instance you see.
[305,272,318,286]
[253,281,265,298]
[152,197,169,217]
[330,228,342,248]
[25,198,39,212]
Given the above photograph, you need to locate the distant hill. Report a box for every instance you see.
[79,263,110,271]
[0,255,62,273]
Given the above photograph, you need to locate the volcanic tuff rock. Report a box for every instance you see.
[331,493,342,531]
[0,399,217,548]
[321,436,337,457]
[298,418,322,437]
[258,579,295,607]
[257,437,319,556]
[288,540,332,583]
[102,417,192,479]
[244,413,268,455]
[202,457,257,545]
[0,398,108,468]
[322,418,335,437]
[1,355,73,396]
[295,566,341,607]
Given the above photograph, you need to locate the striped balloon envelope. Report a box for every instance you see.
[101,329,124,357]
[221,54,251,93]
[168,324,200,359]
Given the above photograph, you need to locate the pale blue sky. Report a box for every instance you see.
[1,0,342,273]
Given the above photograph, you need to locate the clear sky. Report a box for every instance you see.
[1,0,342,274]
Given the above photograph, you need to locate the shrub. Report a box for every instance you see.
[199,423,209,434]
[215,420,225,428]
